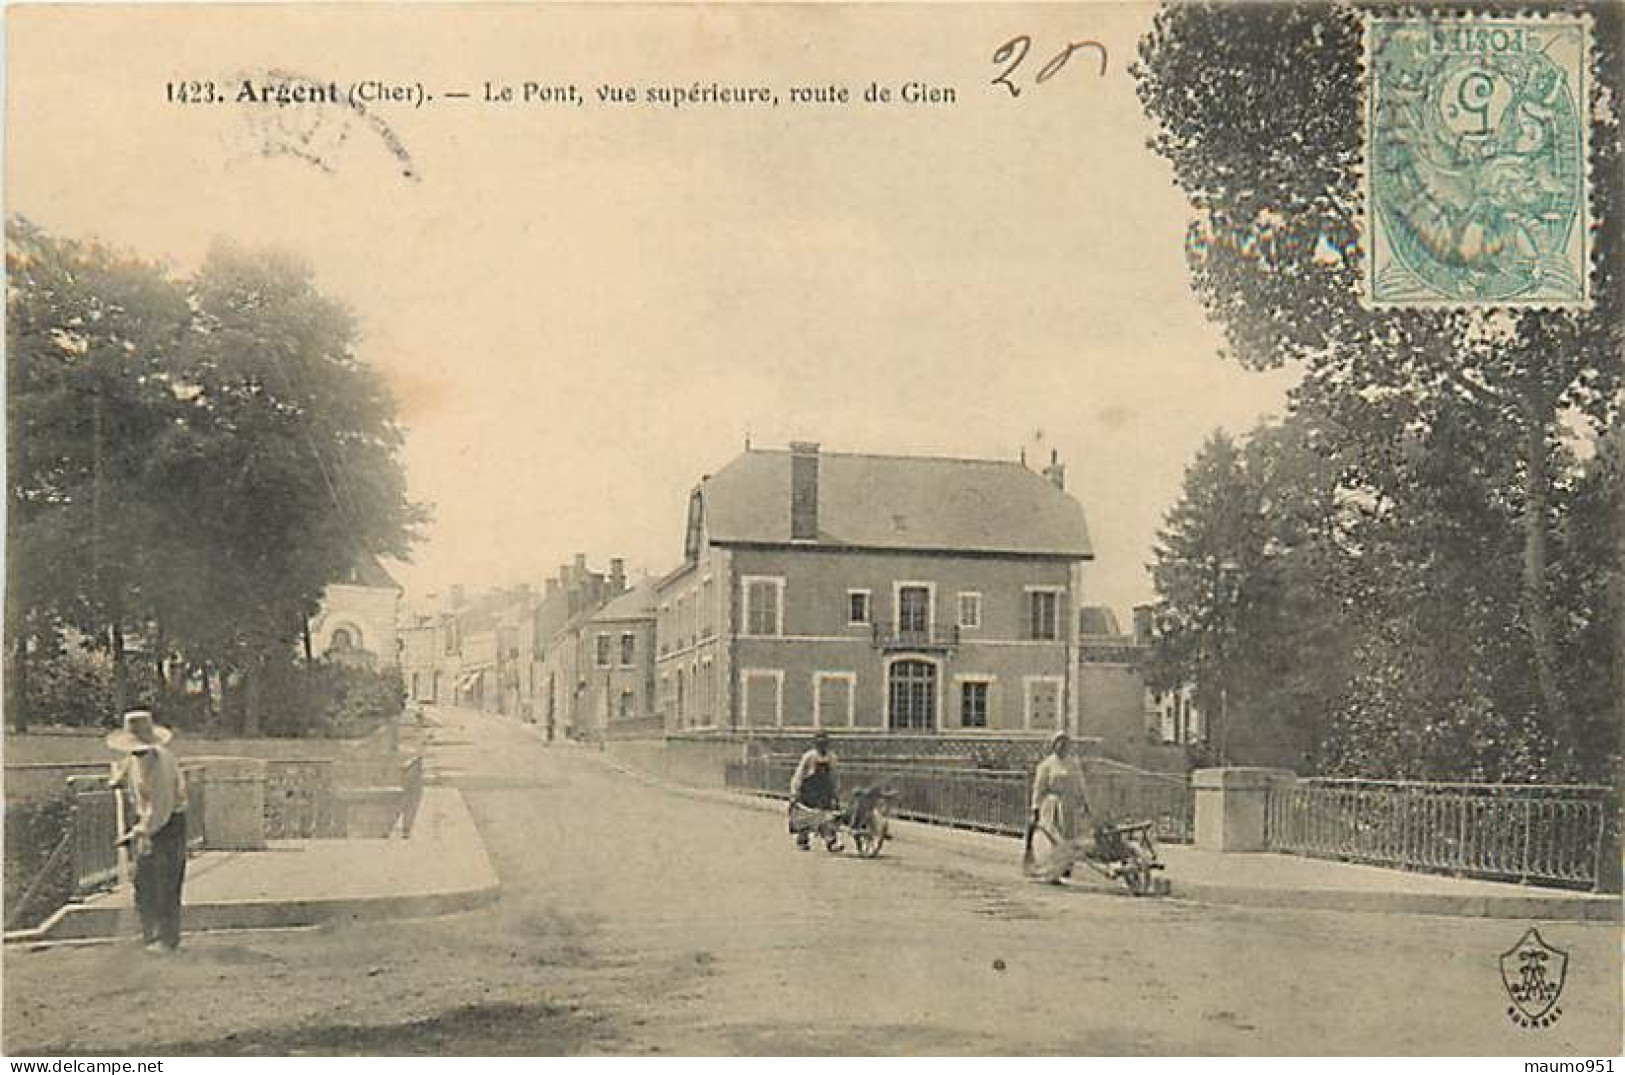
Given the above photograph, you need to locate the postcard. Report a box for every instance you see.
[5,1,1620,1060]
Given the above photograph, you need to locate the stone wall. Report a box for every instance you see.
[605,737,746,789]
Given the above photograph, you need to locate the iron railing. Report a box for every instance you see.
[870,623,961,649]
[697,732,1103,771]
[727,759,1027,833]
[724,757,1195,842]
[63,767,211,897]
[66,775,121,896]
[21,752,415,928]
[1087,762,1195,843]
[1266,779,1619,891]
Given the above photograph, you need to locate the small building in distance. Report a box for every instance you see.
[535,555,630,740]
[578,581,658,737]
[398,586,470,706]
[310,555,403,669]
[399,584,538,713]
[441,586,539,713]
[399,610,449,704]
[1076,604,1192,773]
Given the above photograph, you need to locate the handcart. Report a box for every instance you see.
[788,785,899,858]
[1026,816,1171,896]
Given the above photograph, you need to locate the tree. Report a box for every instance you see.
[1146,418,1350,771]
[6,221,425,735]
[1549,427,1625,771]
[1134,2,1623,779]
[5,220,191,727]
[1144,429,1251,755]
[158,242,426,732]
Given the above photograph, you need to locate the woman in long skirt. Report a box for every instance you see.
[1027,730,1090,883]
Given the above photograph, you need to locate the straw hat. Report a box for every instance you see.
[105,710,173,752]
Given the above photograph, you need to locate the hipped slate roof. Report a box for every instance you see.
[591,580,657,622]
[1078,606,1122,636]
[339,553,402,591]
[699,449,1092,559]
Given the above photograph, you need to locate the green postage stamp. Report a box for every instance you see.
[1365,14,1593,308]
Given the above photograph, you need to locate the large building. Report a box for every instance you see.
[654,442,1093,741]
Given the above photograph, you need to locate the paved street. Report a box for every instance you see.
[6,707,1620,1056]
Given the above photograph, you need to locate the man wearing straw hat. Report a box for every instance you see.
[107,709,189,952]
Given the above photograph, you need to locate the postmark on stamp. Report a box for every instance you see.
[1364,14,1592,308]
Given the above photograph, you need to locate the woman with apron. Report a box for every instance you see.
[1027,730,1090,882]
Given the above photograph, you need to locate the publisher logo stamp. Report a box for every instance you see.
[1501,927,1568,1029]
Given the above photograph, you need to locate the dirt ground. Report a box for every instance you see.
[5,708,1620,1056]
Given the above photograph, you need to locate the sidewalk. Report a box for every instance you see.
[581,740,1622,923]
[891,815,1621,922]
[8,786,500,946]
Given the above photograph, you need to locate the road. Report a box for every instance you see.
[6,706,1620,1055]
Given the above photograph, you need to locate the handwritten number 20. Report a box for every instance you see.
[992,36,1108,97]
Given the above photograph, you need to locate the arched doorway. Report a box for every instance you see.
[887,659,937,731]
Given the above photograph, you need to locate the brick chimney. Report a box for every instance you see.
[790,441,820,541]
[1043,448,1066,491]
[609,558,626,594]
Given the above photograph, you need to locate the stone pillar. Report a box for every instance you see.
[1192,767,1296,852]
[186,756,267,851]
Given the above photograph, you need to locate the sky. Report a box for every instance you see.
[8,3,1297,620]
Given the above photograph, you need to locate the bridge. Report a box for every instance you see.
[5,706,1620,1055]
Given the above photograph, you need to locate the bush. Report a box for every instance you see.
[21,641,116,728]
[258,660,406,738]
[323,663,407,734]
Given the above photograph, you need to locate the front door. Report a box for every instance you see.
[888,659,936,731]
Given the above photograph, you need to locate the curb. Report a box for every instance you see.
[13,884,500,944]
[1165,879,1620,922]
[586,744,1623,923]
[6,789,503,946]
